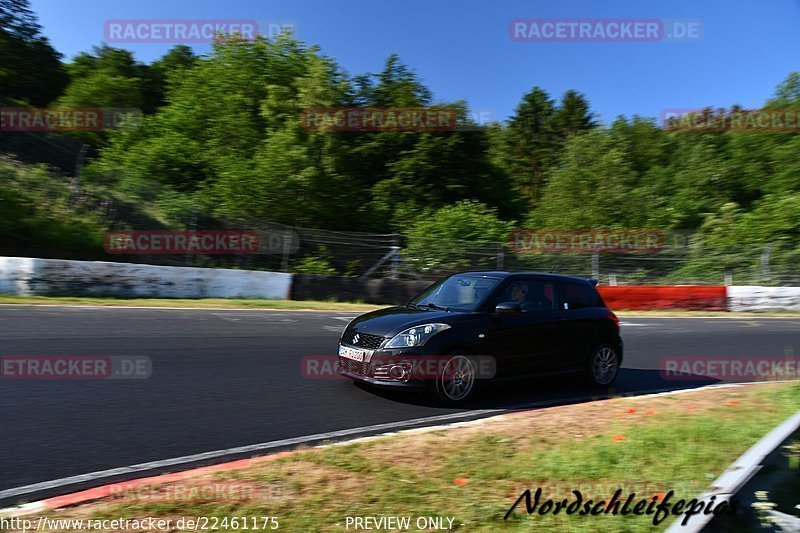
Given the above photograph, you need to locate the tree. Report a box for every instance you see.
[56,45,147,110]
[338,57,518,231]
[404,200,514,273]
[529,130,649,229]
[85,35,353,227]
[738,193,800,243]
[551,90,596,137]
[0,0,67,105]
[142,45,198,111]
[503,87,558,207]
[50,46,148,147]
[0,0,39,38]
[766,72,800,108]
[356,53,432,107]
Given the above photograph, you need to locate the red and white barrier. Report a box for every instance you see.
[727,286,800,312]
[598,286,727,311]
[599,285,800,311]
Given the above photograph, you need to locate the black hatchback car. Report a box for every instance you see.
[337,271,623,404]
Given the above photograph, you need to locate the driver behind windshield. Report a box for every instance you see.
[509,282,534,312]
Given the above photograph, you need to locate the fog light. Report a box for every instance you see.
[389,365,408,379]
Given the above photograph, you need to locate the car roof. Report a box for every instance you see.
[455,270,593,284]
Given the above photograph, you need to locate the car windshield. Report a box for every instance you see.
[408,275,500,311]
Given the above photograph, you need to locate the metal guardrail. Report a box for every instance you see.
[666,411,800,532]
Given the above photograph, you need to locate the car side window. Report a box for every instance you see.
[559,282,597,310]
[493,280,556,312]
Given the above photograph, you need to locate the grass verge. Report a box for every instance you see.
[0,295,383,311]
[5,382,799,532]
[614,309,800,318]
[0,295,798,317]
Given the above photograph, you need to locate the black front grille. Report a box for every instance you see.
[337,356,371,377]
[342,330,385,350]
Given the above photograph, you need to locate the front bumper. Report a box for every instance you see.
[336,346,428,390]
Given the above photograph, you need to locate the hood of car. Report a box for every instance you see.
[347,306,467,337]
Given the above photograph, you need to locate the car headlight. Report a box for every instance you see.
[385,323,451,349]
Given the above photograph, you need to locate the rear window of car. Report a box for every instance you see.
[559,282,600,310]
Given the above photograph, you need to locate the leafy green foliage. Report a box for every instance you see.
[496,87,596,208]
[292,245,337,275]
[82,37,517,234]
[1,0,799,276]
[403,200,513,273]
[0,0,67,106]
[0,157,108,256]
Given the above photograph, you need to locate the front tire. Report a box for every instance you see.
[586,344,620,388]
[428,353,477,405]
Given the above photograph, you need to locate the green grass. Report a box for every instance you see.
[1,295,798,317]
[15,382,798,532]
[614,309,800,318]
[0,295,383,311]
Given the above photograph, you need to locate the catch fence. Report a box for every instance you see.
[170,219,800,286]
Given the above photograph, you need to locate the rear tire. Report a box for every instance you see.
[428,353,477,406]
[586,343,620,388]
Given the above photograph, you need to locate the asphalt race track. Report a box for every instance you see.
[1,306,798,503]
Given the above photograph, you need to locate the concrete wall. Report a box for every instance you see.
[728,286,800,312]
[0,257,292,299]
[0,257,36,296]
[290,274,431,305]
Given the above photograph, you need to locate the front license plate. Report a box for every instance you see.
[339,344,367,362]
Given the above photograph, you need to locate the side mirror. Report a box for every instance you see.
[495,301,521,315]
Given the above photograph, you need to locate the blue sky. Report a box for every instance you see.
[31,0,800,124]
